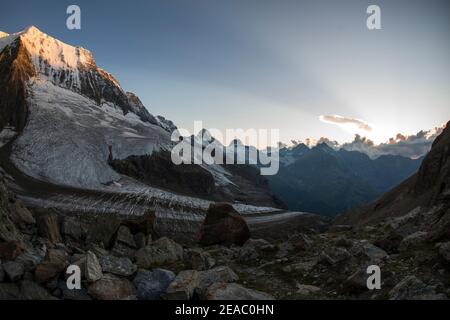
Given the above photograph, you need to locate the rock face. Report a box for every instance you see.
[110,151,217,197]
[205,283,274,300]
[197,203,250,246]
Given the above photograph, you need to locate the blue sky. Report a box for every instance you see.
[1,0,449,146]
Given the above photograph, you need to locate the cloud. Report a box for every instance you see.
[319,115,372,132]
[341,126,444,159]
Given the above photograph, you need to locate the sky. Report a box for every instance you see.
[1,0,449,147]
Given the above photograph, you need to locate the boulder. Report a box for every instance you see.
[16,248,46,272]
[205,283,274,300]
[35,210,62,243]
[10,202,36,228]
[86,216,121,248]
[111,226,137,258]
[288,233,312,251]
[163,270,199,300]
[351,242,387,263]
[135,237,183,268]
[239,238,276,262]
[120,210,156,235]
[62,216,88,241]
[197,266,239,296]
[88,274,135,300]
[85,251,103,282]
[134,233,147,249]
[0,241,25,261]
[184,248,215,271]
[133,269,175,300]
[99,255,136,277]
[2,261,24,281]
[342,269,370,293]
[374,229,403,253]
[197,203,250,246]
[114,226,136,248]
[34,249,68,284]
[398,232,428,252]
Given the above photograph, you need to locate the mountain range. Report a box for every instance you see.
[0,26,283,214]
[0,26,441,218]
[267,143,423,216]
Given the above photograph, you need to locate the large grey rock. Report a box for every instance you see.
[63,216,88,241]
[184,248,215,271]
[3,261,25,281]
[85,251,103,282]
[133,269,175,300]
[88,274,135,300]
[135,237,183,268]
[205,283,274,300]
[164,270,199,300]
[197,266,239,295]
[389,276,447,300]
[99,255,136,277]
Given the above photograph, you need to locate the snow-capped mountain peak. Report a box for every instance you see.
[0,25,179,132]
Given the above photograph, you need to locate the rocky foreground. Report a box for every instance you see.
[1,171,450,300]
